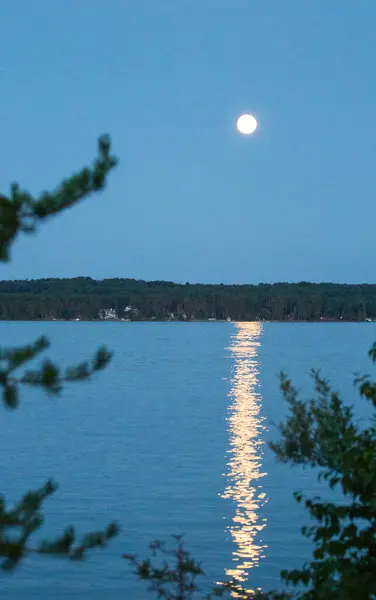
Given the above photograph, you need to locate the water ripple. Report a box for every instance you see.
[222,322,268,589]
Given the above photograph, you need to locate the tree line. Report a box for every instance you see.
[0,277,376,321]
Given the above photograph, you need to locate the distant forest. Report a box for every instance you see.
[0,278,376,322]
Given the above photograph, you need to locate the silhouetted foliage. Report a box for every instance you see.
[124,536,206,600]
[0,135,119,570]
[124,536,290,599]
[269,344,376,599]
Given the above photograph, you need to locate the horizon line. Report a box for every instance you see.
[1,277,376,287]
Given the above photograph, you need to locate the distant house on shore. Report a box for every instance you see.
[99,308,118,320]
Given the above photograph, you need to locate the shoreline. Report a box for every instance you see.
[2,319,376,324]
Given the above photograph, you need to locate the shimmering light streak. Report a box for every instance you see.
[222,322,268,590]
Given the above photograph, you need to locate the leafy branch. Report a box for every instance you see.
[0,479,118,571]
[0,336,112,408]
[0,135,119,570]
[0,135,117,262]
[269,343,376,599]
[123,536,205,600]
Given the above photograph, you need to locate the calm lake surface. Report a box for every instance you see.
[1,321,375,599]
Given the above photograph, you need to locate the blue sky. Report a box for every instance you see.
[1,0,375,284]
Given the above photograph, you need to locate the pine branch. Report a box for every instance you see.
[0,135,117,262]
[0,480,119,571]
[0,339,112,408]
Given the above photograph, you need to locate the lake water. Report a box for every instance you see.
[1,321,375,599]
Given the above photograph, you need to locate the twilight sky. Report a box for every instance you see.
[1,0,375,284]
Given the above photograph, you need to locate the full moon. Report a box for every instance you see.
[236,114,258,135]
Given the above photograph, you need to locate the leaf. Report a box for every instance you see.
[41,360,61,393]
[65,362,90,381]
[92,346,112,371]
[39,527,75,555]
[3,384,18,409]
